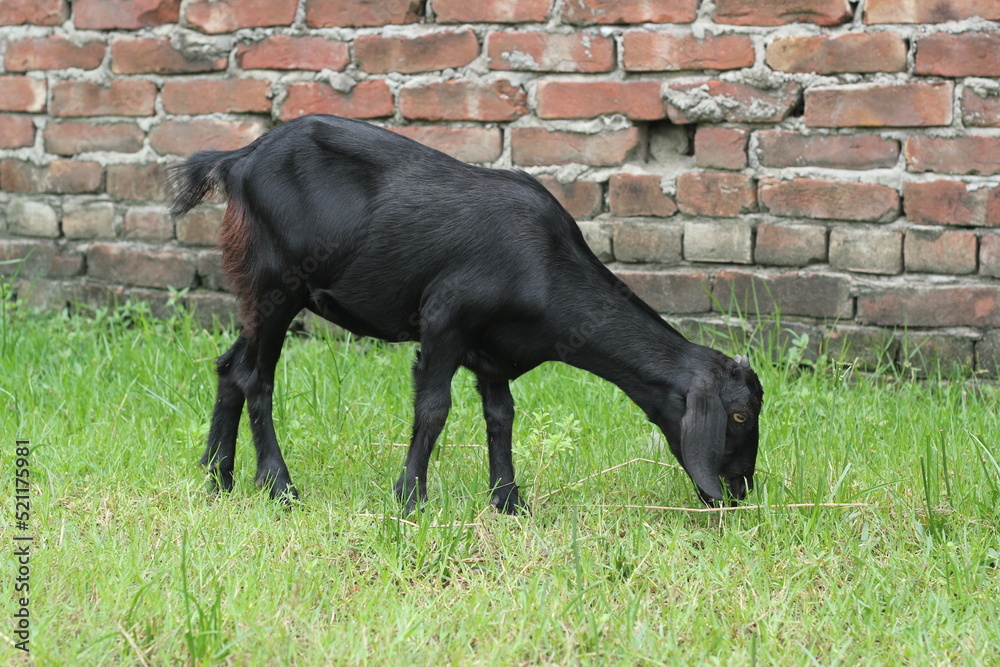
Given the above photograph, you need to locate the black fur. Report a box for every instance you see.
[169,114,764,512]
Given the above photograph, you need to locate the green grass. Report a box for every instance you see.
[2,298,998,665]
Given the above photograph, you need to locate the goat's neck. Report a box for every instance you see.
[555,288,699,416]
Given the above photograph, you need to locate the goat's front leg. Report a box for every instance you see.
[201,336,249,492]
[477,377,528,515]
[394,337,463,514]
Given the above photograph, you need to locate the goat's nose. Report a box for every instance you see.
[725,476,748,501]
[698,487,724,507]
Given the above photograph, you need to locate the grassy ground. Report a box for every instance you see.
[1,298,998,665]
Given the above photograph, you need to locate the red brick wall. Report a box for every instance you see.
[2,0,1000,374]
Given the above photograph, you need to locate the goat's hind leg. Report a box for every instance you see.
[241,308,301,503]
[202,335,249,493]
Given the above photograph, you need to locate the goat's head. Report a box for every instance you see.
[676,354,763,505]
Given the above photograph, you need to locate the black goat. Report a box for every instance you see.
[169,114,763,513]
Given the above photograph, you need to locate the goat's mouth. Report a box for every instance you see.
[697,477,750,507]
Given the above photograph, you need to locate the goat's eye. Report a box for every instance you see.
[732,412,747,424]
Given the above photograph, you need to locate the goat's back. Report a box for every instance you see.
[186,114,603,342]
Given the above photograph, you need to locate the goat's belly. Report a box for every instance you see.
[463,326,549,381]
[306,288,419,342]
[462,348,533,382]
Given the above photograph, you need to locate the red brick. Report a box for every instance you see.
[0,240,56,277]
[577,221,613,260]
[983,190,1000,227]
[150,119,267,156]
[280,81,394,121]
[51,80,157,117]
[107,163,167,201]
[6,200,59,238]
[511,128,640,167]
[616,270,712,313]
[829,227,902,275]
[905,229,977,274]
[112,37,227,74]
[907,180,975,226]
[1,160,103,194]
[391,126,502,164]
[903,181,1000,227]
[665,81,801,124]
[612,219,682,264]
[676,173,756,217]
[962,87,1000,128]
[49,254,87,279]
[185,0,297,33]
[8,202,49,238]
[905,136,1000,176]
[609,174,677,217]
[400,80,528,122]
[537,177,604,219]
[0,115,35,149]
[436,0,550,23]
[713,270,853,319]
[0,77,46,112]
[766,32,906,73]
[915,33,1000,77]
[683,219,753,263]
[865,0,1000,23]
[754,222,827,266]
[122,207,173,241]
[858,286,1000,327]
[87,243,196,289]
[563,0,698,24]
[177,206,223,246]
[694,127,748,170]
[756,131,900,170]
[306,0,423,27]
[196,250,225,289]
[162,79,271,114]
[0,0,67,26]
[63,201,115,239]
[185,291,237,326]
[488,32,614,72]
[355,31,479,74]
[5,37,106,72]
[43,122,145,155]
[714,0,851,25]
[623,32,754,71]
[900,333,976,378]
[536,81,664,120]
[981,233,1000,278]
[760,178,900,222]
[237,36,348,72]
[823,325,899,369]
[806,82,953,128]
[75,0,179,29]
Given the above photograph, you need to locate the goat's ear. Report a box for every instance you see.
[680,375,726,501]
[734,354,750,369]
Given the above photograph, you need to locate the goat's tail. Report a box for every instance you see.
[169,148,263,335]
[167,150,236,218]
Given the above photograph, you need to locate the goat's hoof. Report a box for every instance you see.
[393,479,427,515]
[271,485,299,508]
[398,493,425,516]
[203,466,234,494]
[491,489,530,516]
[272,482,299,506]
[256,473,298,506]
